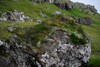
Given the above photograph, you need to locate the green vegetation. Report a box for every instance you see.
[15,17,86,46]
[16,23,51,46]
[70,33,86,45]
[0,0,100,66]
[0,21,39,41]
[81,21,100,67]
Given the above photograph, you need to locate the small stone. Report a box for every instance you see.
[33,11,36,14]
[40,11,47,18]
[7,26,14,32]
[0,11,2,13]
[36,18,42,23]
[52,11,61,16]
[36,41,41,48]
[0,40,3,46]
[34,4,37,6]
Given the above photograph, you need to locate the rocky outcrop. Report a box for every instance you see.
[0,41,41,67]
[0,27,91,67]
[29,0,74,10]
[54,1,73,10]
[36,29,91,67]
[73,2,98,15]
[74,17,92,26]
[0,10,31,22]
[0,12,17,22]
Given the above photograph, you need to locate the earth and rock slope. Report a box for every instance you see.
[0,0,100,67]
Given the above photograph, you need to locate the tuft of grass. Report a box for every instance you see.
[70,33,86,45]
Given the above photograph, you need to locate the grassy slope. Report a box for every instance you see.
[81,22,100,67]
[0,0,100,67]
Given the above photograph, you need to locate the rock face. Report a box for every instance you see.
[73,2,97,12]
[0,41,41,67]
[54,2,73,10]
[73,2,98,15]
[29,0,73,10]
[74,17,92,26]
[0,12,17,21]
[0,10,31,22]
[0,27,91,67]
[37,29,91,67]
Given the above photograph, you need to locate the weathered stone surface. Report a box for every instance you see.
[0,27,91,67]
[37,29,91,67]
[7,26,16,32]
[0,10,31,22]
[78,17,92,25]
[0,12,17,22]
[73,2,97,14]
[0,57,17,67]
[13,10,25,22]
[0,40,3,46]
[40,11,47,18]
[52,11,61,16]
[65,2,73,10]
[54,3,66,9]
[73,17,92,25]
[0,41,41,67]
[36,18,42,23]
[55,2,73,10]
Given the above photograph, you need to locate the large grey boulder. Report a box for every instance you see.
[78,17,92,25]
[74,17,92,26]
[37,29,91,67]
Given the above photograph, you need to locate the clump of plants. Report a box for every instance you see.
[16,23,51,46]
[70,33,86,45]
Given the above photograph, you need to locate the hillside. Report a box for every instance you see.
[0,0,100,67]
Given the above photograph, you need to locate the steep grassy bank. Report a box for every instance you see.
[81,21,100,67]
